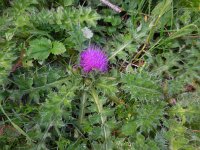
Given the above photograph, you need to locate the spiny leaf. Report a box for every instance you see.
[0,43,17,84]
[0,104,35,143]
[121,121,137,136]
[136,102,165,133]
[122,71,163,101]
[79,7,101,27]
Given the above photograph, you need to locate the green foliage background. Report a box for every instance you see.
[0,0,199,149]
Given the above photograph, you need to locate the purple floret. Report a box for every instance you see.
[80,45,108,73]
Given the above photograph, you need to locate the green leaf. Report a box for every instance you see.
[5,30,15,41]
[51,41,66,55]
[15,14,30,27]
[122,71,163,101]
[136,103,165,132]
[27,38,52,60]
[10,66,67,103]
[0,43,16,84]
[62,0,74,7]
[14,75,33,90]
[133,134,160,150]
[121,121,137,136]
[164,119,195,150]
[96,76,118,96]
[0,105,35,143]
[107,34,137,63]
[152,0,172,17]
[79,7,101,27]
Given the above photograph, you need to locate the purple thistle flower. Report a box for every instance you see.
[80,45,108,73]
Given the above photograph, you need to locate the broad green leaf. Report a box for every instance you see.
[51,41,66,55]
[27,38,52,60]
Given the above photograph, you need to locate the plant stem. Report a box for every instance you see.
[91,89,108,150]
[75,91,87,138]
[100,0,122,13]
[79,91,87,124]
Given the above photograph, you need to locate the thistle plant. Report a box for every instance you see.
[0,0,199,150]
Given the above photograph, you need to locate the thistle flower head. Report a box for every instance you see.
[80,45,108,73]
